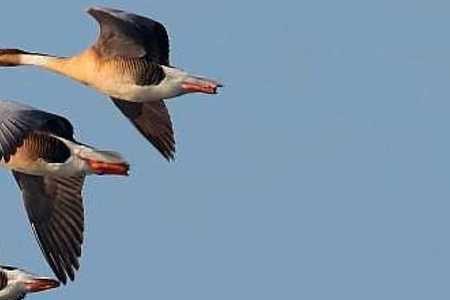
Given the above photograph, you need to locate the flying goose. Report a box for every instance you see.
[0,100,129,284]
[0,6,222,161]
[0,265,59,300]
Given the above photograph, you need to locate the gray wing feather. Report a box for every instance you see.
[88,6,170,64]
[12,171,85,285]
[111,97,175,160]
[0,100,74,162]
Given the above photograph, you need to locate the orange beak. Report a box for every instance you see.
[181,78,222,94]
[87,160,130,176]
[25,278,60,293]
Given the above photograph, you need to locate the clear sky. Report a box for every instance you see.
[1,0,450,299]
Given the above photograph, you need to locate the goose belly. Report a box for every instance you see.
[1,156,52,176]
[92,77,181,102]
[0,132,80,176]
[0,149,46,176]
[0,152,86,177]
[0,157,82,177]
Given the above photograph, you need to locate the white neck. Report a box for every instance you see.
[19,54,53,66]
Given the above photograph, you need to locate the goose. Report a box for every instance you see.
[0,265,59,300]
[0,100,130,284]
[0,6,222,161]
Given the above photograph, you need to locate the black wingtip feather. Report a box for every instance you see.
[13,173,85,286]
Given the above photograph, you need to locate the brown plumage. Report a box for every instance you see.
[0,6,222,161]
[18,133,70,162]
[100,54,166,86]
[5,132,71,172]
[0,100,129,284]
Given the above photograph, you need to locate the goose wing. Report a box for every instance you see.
[12,171,85,285]
[0,100,74,162]
[88,6,169,65]
[111,97,175,160]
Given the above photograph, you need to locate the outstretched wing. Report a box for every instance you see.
[88,6,170,65]
[13,172,85,285]
[0,100,74,162]
[111,98,175,160]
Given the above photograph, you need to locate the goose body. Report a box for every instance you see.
[0,100,129,284]
[18,49,182,102]
[22,50,196,102]
[0,265,59,300]
[0,6,222,160]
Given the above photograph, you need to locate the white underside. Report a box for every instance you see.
[19,54,50,66]
[21,54,216,103]
[91,65,189,102]
[0,137,91,177]
[0,154,88,177]
[0,135,127,177]
[0,159,79,177]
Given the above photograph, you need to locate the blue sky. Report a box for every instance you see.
[1,1,450,299]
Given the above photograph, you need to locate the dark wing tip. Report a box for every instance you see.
[87,6,112,22]
[13,173,85,286]
[158,137,176,161]
[87,6,124,19]
[87,6,109,14]
[86,6,106,20]
[87,6,119,13]
[161,147,175,161]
